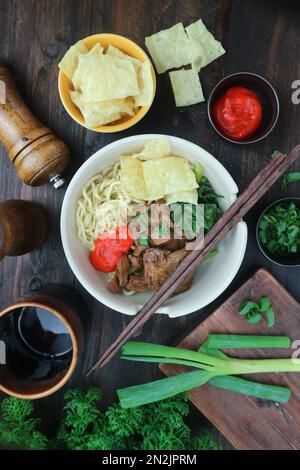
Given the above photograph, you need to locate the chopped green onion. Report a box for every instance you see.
[258,202,300,255]
[247,312,263,324]
[265,307,276,327]
[237,297,276,327]
[239,301,259,315]
[258,296,271,312]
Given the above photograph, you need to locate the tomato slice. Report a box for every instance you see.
[89,226,134,272]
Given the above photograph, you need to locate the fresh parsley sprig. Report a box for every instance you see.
[0,388,220,451]
[0,398,48,450]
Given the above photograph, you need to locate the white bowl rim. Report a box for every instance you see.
[61,134,248,316]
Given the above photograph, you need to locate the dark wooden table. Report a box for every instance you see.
[0,0,300,449]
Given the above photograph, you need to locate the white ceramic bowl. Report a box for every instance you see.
[61,134,248,317]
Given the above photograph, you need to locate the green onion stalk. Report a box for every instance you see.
[117,336,297,408]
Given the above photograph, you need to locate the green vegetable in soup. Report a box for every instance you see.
[171,177,223,236]
[194,162,204,184]
[197,176,223,205]
[204,203,222,231]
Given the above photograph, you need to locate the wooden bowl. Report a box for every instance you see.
[0,287,84,399]
[58,33,156,133]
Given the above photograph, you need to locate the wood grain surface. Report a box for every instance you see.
[161,268,300,450]
[0,0,300,448]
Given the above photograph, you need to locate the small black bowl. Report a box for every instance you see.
[207,72,280,144]
[256,197,300,267]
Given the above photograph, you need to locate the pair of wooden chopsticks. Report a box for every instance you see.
[86,146,300,375]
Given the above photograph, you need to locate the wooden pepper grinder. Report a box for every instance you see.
[0,200,49,261]
[0,64,70,188]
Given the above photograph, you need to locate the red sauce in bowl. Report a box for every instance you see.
[212,86,262,141]
[89,226,134,272]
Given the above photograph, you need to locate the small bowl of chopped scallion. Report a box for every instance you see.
[257,197,300,266]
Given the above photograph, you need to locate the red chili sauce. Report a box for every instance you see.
[212,86,262,141]
[89,226,134,272]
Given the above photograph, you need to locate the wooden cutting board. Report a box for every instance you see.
[160,268,300,450]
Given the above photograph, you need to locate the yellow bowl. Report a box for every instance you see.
[58,33,156,133]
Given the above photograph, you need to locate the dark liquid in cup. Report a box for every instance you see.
[1,306,73,381]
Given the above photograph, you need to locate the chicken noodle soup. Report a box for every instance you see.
[76,139,223,295]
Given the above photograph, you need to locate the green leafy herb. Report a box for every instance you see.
[197,176,223,204]
[55,387,104,450]
[170,176,223,239]
[281,172,300,191]
[238,297,276,327]
[197,176,223,232]
[171,202,201,238]
[204,203,222,231]
[0,397,48,450]
[258,202,300,255]
[191,431,221,450]
[0,388,220,451]
[172,200,221,237]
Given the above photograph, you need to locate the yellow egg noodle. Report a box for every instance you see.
[76,162,144,251]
